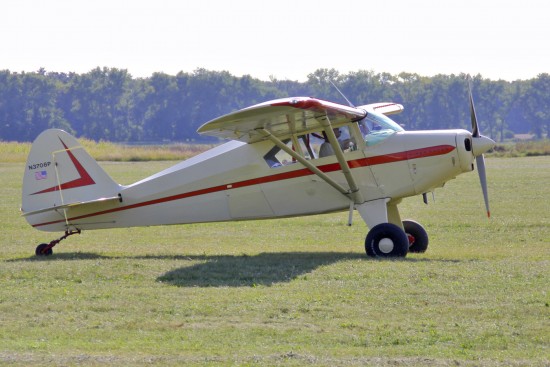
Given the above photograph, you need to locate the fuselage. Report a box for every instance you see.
[29,126,476,232]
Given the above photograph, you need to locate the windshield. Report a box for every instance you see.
[359,111,403,146]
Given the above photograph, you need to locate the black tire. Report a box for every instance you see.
[35,243,53,256]
[403,220,429,253]
[365,223,409,258]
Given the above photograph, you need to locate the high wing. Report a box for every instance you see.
[197,97,367,143]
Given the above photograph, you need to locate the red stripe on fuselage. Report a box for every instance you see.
[32,145,455,228]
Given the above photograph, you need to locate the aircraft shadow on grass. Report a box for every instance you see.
[156,252,365,287]
[8,251,461,287]
[154,253,461,287]
[8,251,364,287]
[7,252,111,261]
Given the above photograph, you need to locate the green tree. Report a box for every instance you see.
[520,74,550,138]
[0,70,68,141]
[0,67,542,143]
[140,72,179,141]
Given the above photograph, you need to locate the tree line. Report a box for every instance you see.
[0,67,548,143]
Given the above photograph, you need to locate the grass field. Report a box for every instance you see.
[0,140,215,163]
[2,139,549,163]
[1,157,549,366]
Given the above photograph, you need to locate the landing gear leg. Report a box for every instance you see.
[35,229,81,256]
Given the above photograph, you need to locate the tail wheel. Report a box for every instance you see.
[365,223,409,258]
[403,220,429,253]
[35,243,53,256]
[33,230,81,257]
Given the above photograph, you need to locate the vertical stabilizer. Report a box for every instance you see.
[21,129,121,231]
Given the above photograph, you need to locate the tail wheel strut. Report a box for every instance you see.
[35,229,81,256]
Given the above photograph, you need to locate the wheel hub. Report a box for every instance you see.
[378,238,394,254]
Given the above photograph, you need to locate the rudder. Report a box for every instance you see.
[21,129,121,231]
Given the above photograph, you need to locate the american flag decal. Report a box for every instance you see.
[35,171,48,180]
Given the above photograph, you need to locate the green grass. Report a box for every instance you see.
[488,139,550,158]
[2,138,549,163]
[0,140,215,163]
[1,157,549,366]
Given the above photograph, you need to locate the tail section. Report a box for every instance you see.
[22,129,121,231]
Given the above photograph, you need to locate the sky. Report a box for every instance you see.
[2,0,549,82]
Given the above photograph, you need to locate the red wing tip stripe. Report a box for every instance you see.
[270,98,365,119]
[373,103,398,109]
[32,145,455,228]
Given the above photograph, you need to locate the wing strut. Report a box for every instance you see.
[258,129,350,197]
[259,121,366,208]
[321,118,365,205]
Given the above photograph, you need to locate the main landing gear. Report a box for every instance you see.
[35,229,81,256]
[403,220,429,253]
[365,220,429,258]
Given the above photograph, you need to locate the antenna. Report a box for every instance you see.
[330,80,355,107]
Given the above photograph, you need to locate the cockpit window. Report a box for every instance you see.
[264,137,314,168]
[359,111,403,146]
[263,141,288,168]
[263,126,360,168]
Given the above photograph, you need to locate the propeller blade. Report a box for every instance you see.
[468,77,480,138]
[468,75,493,218]
[476,154,490,218]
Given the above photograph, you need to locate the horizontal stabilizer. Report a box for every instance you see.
[21,195,121,217]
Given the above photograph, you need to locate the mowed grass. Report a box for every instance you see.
[0,157,548,366]
[0,140,214,163]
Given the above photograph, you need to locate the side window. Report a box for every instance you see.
[263,136,314,168]
[264,144,284,168]
[263,125,362,167]
[316,126,358,158]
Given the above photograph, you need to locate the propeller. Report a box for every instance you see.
[467,77,495,218]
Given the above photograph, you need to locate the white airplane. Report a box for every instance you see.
[21,82,495,258]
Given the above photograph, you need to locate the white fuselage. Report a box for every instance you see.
[29,128,474,232]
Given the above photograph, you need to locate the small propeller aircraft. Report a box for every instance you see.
[21,80,495,258]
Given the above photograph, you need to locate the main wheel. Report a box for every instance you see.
[403,220,429,253]
[365,223,409,258]
[35,243,53,256]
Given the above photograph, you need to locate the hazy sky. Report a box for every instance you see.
[2,0,549,81]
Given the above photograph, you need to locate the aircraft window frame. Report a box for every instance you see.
[263,137,314,168]
[263,123,364,168]
[264,141,287,168]
[316,125,358,158]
